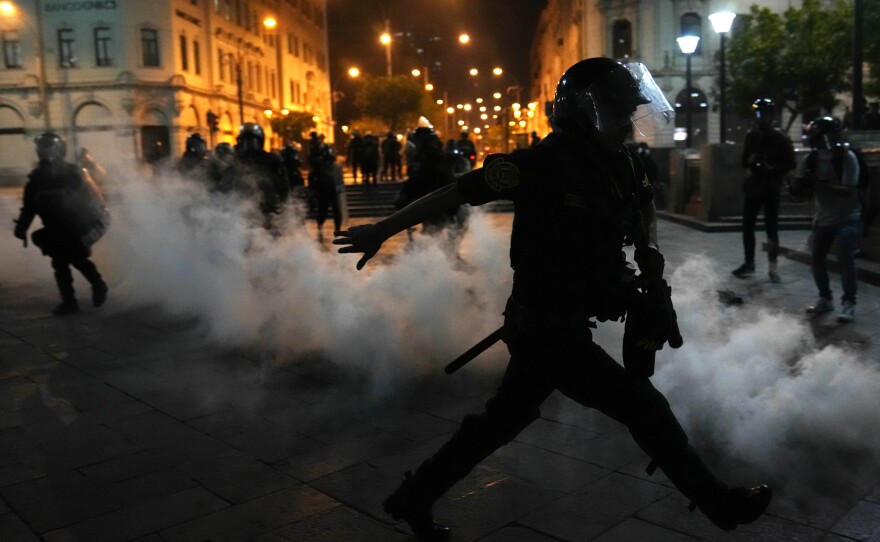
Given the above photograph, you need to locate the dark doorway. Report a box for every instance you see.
[141,125,170,163]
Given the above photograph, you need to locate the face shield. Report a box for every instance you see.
[583,63,674,137]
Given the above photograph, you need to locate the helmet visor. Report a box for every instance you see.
[585,63,674,135]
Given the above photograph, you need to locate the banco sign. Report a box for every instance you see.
[45,1,118,11]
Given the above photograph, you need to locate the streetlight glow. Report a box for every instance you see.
[476,98,483,104]
[0,2,15,16]
[425,83,434,91]
[710,11,736,143]
[264,109,273,118]
[493,92,502,100]
[676,35,700,55]
[437,99,444,105]
[464,104,472,111]
[492,67,503,76]
[469,68,479,76]
[380,32,392,45]
[262,16,277,29]
[446,107,455,114]
[411,68,421,77]
[709,11,736,33]
[348,66,360,78]
[458,33,470,44]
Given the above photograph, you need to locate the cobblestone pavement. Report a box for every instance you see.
[1,209,879,541]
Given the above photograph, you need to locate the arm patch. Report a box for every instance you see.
[484,156,520,191]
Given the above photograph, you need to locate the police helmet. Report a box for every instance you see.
[186,133,208,154]
[804,116,843,150]
[553,58,673,135]
[214,142,234,159]
[237,122,265,151]
[752,98,776,125]
[35,132,67,162]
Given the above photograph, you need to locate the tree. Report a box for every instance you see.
[268,111,317,145]
[353,75,438,132]
[865,1,880,99]
[725,0,852,132]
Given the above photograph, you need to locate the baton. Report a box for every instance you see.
[444,326,504,374]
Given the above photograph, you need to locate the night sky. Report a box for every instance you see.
[326,0,547,123]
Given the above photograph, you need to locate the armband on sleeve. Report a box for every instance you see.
[457,153,524,205]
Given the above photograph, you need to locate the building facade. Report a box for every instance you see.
[0,0,331,184]
[529,0,805,148]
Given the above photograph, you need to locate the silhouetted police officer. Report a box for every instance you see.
[14,133,109,315]
[335,58,771,541]
[733,98,796,282]
[177,133,210,179]
[456,129,477,169]
[225,123,288,229]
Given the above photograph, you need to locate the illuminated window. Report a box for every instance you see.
[2,31,21,68]
[612,20,632,60]
[141,28,160,67]
[680,13,703,55]
[94,27,112,66]
[193,41,201,75]
[180,35,188,71]
[57,29,75,68]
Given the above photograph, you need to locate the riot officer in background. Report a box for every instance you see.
[346,130,365,182]
[14,133,109,315]
[225,123,289,229]
[335,58,771,541]
[177,133,210,179]
[732,98,796,282]
[456,129,477,169]
[794,117,863,323]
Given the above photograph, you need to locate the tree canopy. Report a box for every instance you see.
[725,0,853,131]
[268,111,317,145]
[352,75,440,132]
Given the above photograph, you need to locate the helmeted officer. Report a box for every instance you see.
[224,123,288,228]
[733,98,796,282]
[334,58,772,541]
[177,133,210,178]
[456,129,477,169]
[794,116,862,322]
[14,133,109,315]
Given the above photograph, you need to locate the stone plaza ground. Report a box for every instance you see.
[2,208,880,541]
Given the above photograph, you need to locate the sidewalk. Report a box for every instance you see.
[1,215,879,541]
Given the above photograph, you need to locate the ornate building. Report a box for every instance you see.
[529,0,802,147]
[0,0,331,183]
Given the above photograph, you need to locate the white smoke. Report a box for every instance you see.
[96,171,512,388]
[647,256,880,499]
[4,171,879,505]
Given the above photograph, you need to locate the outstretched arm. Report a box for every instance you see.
[333,183,466,270]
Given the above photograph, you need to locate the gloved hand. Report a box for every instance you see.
[634,245,665,278]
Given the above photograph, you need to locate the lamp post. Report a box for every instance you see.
[263,16,285,115]
[709,11,735,143]
[1,0,50,129]
[676,35,700,149]
[380,21,392,76]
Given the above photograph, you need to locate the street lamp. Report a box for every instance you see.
[1,0,50,129]
[677,35,700,149]
[380,23,392,76]
[709,11,736,143]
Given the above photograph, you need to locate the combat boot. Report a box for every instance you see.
[695,484,772,531]
[52,300,79,315]
[383,472,451,541]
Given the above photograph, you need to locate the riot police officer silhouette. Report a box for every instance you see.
[224,123,289,229]
[14,133,109,315]
[335,58,772,541]
[177,133,210,179]
[733,98,796,282]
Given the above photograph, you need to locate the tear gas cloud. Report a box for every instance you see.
[2,171,879,502]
